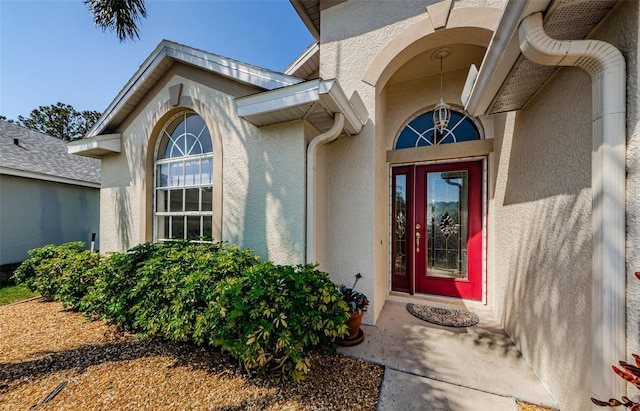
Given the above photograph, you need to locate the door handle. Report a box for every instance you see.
[415,232,421,253]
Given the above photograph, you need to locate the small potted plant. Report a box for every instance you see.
[338,273,369,343]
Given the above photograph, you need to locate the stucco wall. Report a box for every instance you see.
[490,3,640,408]
[100,68,309,265]
[319,0,504,324]
[319,1,429,324]
[0,175,99,264]
[492,64,593,409]
[235,120,308,264]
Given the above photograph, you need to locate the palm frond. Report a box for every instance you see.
[85,0,147,42]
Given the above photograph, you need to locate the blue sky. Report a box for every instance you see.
[0,0,313,120]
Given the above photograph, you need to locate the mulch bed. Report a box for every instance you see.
[517,401,558,411]
[0,299,383,410]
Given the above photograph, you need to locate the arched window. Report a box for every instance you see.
[154,112,213,242]
[395,109,481,149]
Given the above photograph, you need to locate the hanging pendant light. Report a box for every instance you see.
[432,49,451,133]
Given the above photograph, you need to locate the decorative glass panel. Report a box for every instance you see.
[198,132,212,155]
[426,170,469,279]
[395,109,480,149]
[394,174,407,275]
[161,113,213,160]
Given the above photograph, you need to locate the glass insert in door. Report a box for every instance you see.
[426,170,468,279]
[394,174,407,275]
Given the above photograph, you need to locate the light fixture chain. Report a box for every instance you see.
[433,49,451,134]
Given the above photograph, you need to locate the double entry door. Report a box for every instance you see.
[392,161,483,300]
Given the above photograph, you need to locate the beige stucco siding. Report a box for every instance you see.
[318,0,427,324]
[490,1,640,406]
[232,120,308,264]
[491,66,593,411]
[318,0,504,324]
[99,68,309,265]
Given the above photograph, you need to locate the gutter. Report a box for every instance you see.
[0,166,101,189]
[236,78,367,136]
[519,12,626,401]
[306,112,345,263]
[463,0,551,116]
[236,77,368,265]
[67,133,121,158]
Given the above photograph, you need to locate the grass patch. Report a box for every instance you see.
[0,283,38,306]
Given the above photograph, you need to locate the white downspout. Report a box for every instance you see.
[306,112,345,263]
[519,12,626,402]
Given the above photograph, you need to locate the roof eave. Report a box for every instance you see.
[86,40,304,138]
[0,166,100,189]
[290,0,320,41]
[67,133,121,158]
[284,42,320,77]
[236,78,368,135]
[463,0,551,116]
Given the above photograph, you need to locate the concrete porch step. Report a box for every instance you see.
[338,300,557,411]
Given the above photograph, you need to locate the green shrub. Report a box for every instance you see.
[79,242,157,327]
[194,262,350,382]
[81,241,259,335]
[57,249,101,309]
[126,241,259,340]
[14,240,350,382]
[13,242,99,308]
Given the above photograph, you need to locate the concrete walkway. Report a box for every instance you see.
[337,300,557,411]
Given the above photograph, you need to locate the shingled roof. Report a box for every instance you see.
[0,120,100,187]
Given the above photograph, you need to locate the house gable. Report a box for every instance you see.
[85,40,305,139]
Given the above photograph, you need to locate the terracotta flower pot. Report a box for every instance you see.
[346,310,364,339]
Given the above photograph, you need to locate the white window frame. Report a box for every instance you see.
[153,112,214,243]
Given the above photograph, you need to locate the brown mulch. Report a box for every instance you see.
[517,401,558,411]
[0,299,383,410]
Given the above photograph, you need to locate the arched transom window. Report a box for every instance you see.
[155,112,213,242]
[395,109,481,149]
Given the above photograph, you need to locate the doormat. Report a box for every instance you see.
[406,303,479,327]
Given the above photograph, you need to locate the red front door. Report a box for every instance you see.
[392,161,483,300]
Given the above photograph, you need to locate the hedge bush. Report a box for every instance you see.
[13,242,99,309]
[14,241,350,381]
[194,262,350,381]
[80,241,259,333]
[126,241,259,340]
[79,242,157,328]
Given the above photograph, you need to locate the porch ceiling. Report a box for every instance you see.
[479,0,619,115]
